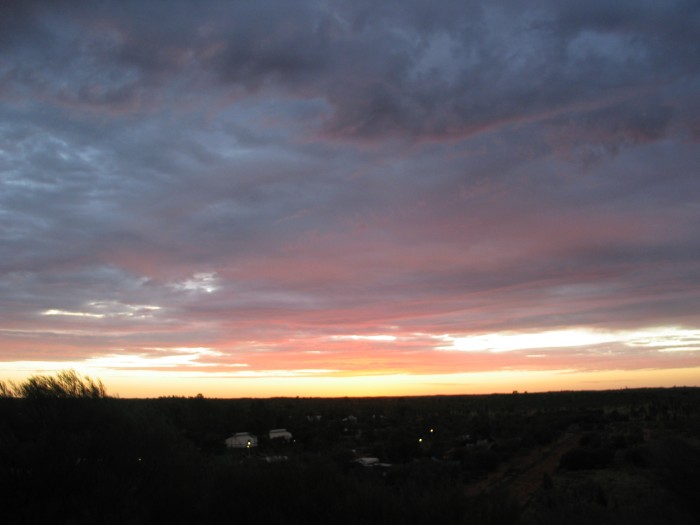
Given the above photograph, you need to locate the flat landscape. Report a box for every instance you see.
[2,374,699,524]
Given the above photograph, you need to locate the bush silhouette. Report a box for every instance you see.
[19,369,105,399]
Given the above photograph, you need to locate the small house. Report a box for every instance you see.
[225,432,258,449]
[268,428,293,441]
[354,457,392,469]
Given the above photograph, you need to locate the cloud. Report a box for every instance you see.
[4,1,697,140]
[170,272,220,294]
[1,1,699,393]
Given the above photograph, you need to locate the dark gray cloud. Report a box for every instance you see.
[0,1,698,388]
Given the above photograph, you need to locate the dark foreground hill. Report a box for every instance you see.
[1,372,699,524]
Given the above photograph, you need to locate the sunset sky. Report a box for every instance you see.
[2,1,699,397]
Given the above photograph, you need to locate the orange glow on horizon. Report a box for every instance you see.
[1,361,699,398]
[2,325,698,397]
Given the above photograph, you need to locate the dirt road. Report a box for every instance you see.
[467,432,581,507]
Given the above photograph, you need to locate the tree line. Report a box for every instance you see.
[0,370,519,524]
[3,370,699,524]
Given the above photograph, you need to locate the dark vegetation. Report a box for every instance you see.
[1,372,699,524]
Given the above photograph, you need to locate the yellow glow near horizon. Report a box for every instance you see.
[1,359,699,398]
[84,366,700,397]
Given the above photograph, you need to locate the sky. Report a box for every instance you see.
[1,0,699,398]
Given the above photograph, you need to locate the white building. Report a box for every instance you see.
[355,457,380,467]
[225,432,258,448]
[268,428,293,441]
[355,457,392,468]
